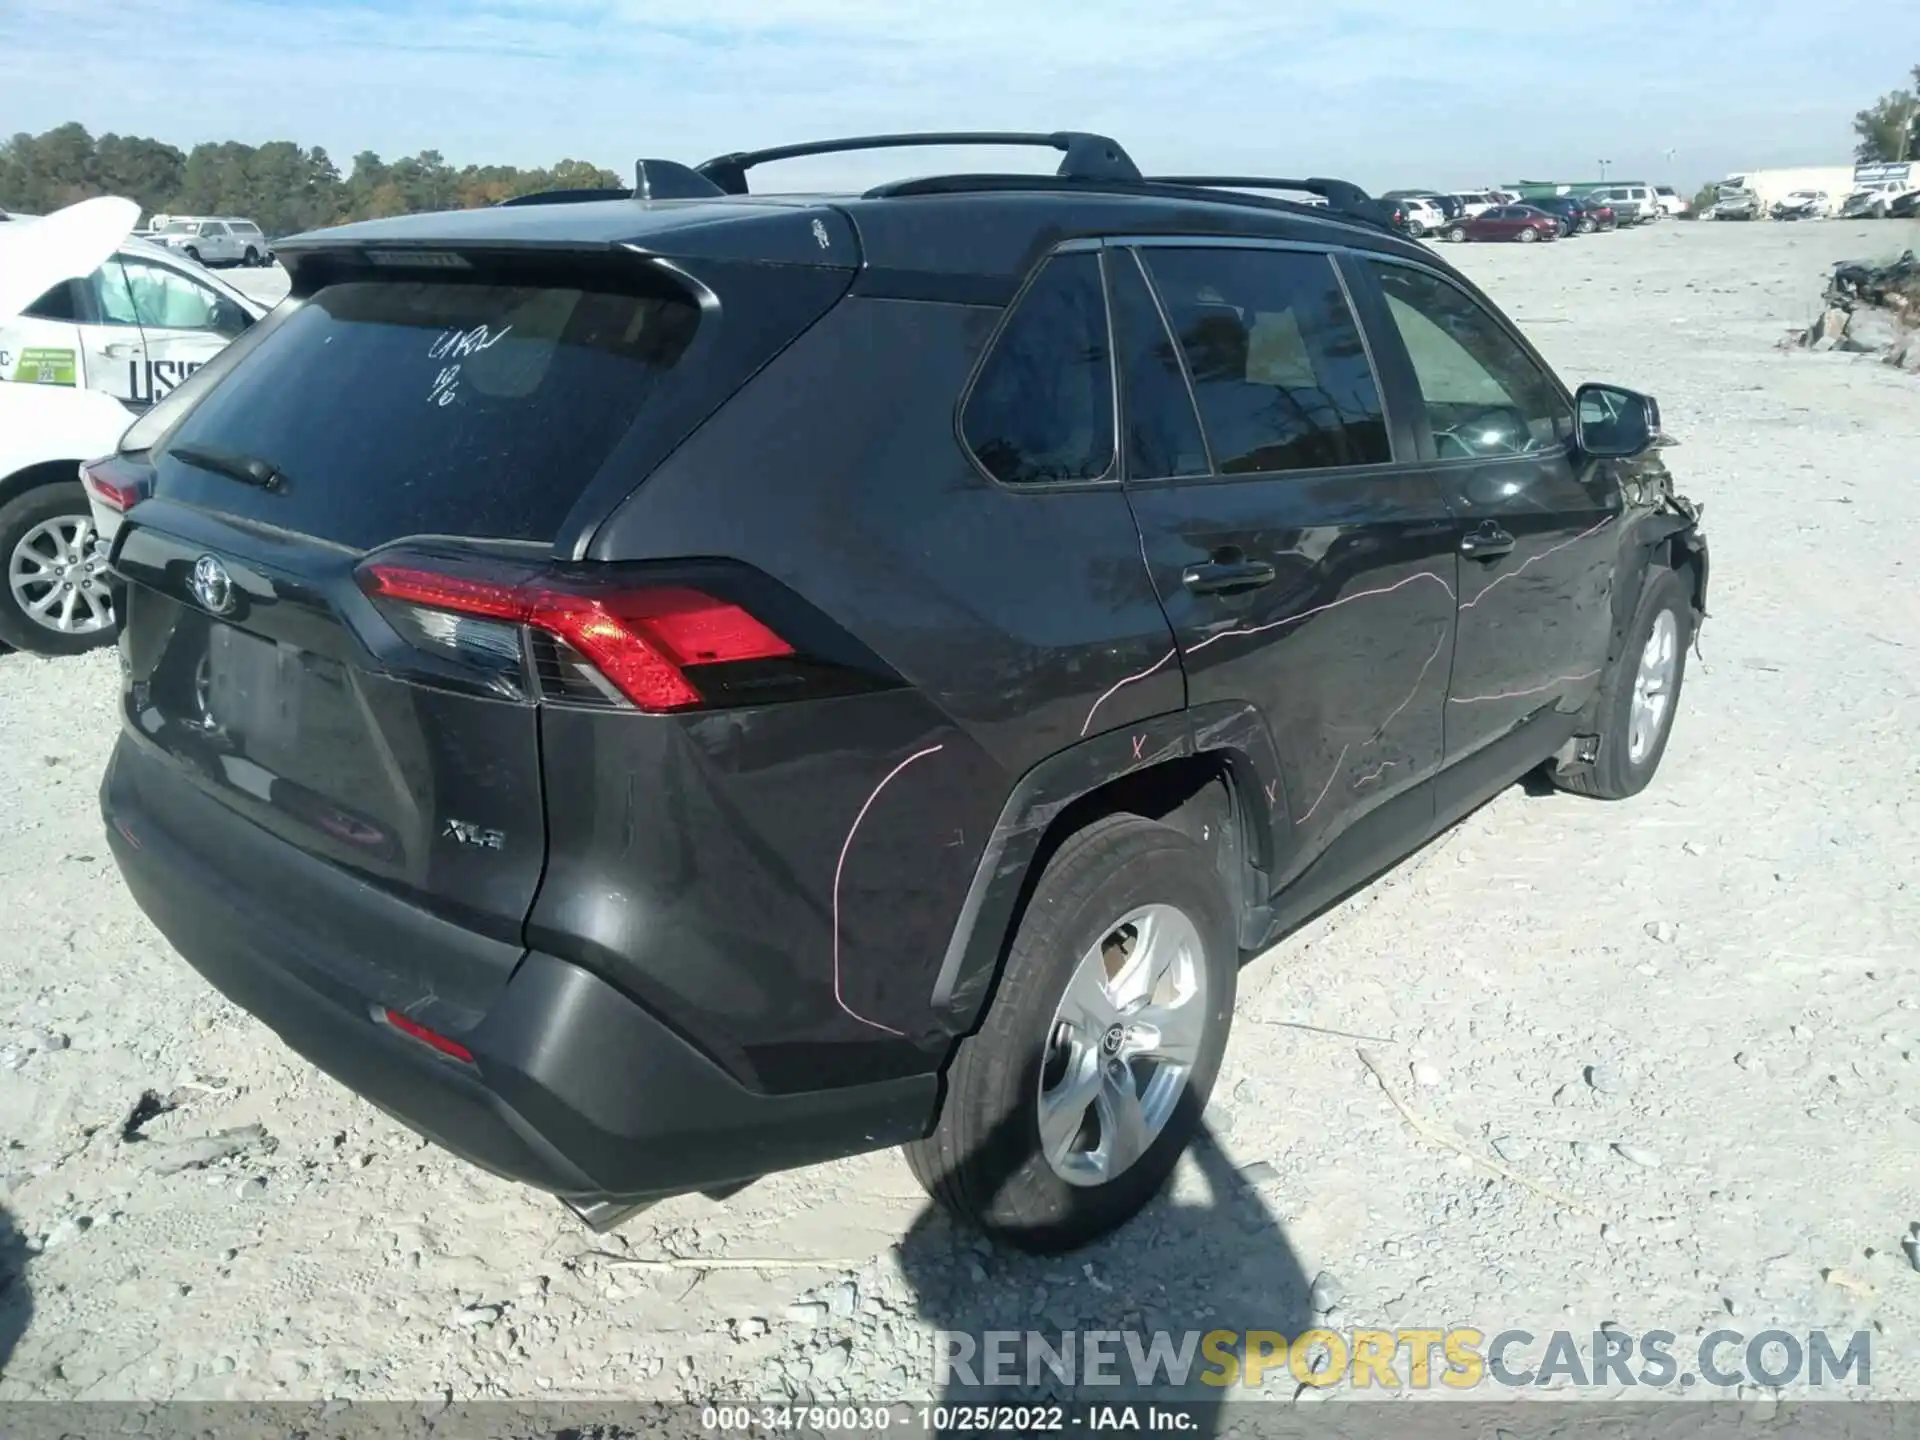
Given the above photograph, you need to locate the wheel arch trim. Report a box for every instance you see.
[927,702,1284,1034]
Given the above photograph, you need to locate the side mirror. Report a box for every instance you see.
[1575,382,1659,458]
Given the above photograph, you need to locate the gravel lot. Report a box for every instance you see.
[2,218,1918,1407]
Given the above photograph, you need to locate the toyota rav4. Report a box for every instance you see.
[96,132,1709,1253]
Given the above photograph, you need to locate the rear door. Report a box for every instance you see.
[1114,239,1457,880]
[1350,256,1620,768]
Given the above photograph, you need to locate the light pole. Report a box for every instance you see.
[1598,158,1612,182]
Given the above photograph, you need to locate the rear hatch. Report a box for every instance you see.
[108,218,855,1012]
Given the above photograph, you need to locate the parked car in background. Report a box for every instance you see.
[1451,191,1500,217]
[1711,188,1760,220]
[1529,195,1598,235]
[1653,186,1689,218]
[1441,204,1561,243]
[1581,198,1620,231]
[1838,181,1910,218]
[1586,185,1659,224]
[0,199,266,654]
[1887,190,1920,220]
[1400,197,1446,237]
[1770,191,1832,221]
[146,217,274,268]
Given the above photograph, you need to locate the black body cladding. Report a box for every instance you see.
[100,141,1708,1216]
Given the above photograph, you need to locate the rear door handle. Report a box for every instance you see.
[1460,524,1515,561]
[104,343,143,360]
[1182,558,1277,596]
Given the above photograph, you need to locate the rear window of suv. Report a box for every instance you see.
[152,272,700,549]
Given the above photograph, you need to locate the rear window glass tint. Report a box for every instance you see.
[961,252,1114,486]
[152,277,698,549]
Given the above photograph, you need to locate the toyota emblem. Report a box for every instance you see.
[190,554,235,615]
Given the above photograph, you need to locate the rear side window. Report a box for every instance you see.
[152,276,699,549]
[961,252,1114,486]
[1141,247,1390,474]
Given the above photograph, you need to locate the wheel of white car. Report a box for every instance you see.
[1407,220,1425,238]
[244,246,260,267]
[0,480,121,655]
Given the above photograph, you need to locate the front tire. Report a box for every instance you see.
[183,245,202,264]
[0,481,121,655]
[244,246,260,267]
[1446,226,1468,243]
[905,814,1236,1253]
[1551,566,1692,800]
[1518,227,1539,243]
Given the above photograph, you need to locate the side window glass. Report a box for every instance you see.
[1110,250,1208,479]
[84,261,144,327]
[1141,247,1390,474]
[1368,262,1572,459]
[23,281,78,322]
[116,259,247,336]
[961,252,1114,486]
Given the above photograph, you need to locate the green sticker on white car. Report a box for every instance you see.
[11,347,77,385]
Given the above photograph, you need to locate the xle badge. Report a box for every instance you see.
[442,819,506,851]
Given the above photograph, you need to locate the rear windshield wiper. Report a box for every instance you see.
[166,443,289,493]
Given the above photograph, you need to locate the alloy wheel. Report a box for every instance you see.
[1628,609,1679,763]
[8,514,116,637]
[1036,903,1208,1188]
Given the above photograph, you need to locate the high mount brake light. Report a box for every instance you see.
[358,560,794,712]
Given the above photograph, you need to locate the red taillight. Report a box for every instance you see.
[380,1007,474,1064]
[81,457,148,513]
[359,561,794,713]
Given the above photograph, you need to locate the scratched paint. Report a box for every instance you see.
[830,743,945,1036]
[1080,648,1178,738]
[1458,515,1612,611]
[1448,670,1602,705]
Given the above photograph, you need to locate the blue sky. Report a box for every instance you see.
[1,0,1914,193]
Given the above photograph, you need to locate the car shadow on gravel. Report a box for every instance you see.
[0,1203,30,1379]
[895,1121,1309,1432]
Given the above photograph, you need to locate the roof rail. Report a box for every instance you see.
[497,186,634,208]
[1146,176,1392,228]
[866,172,1401,238]
[694,131,1140,195]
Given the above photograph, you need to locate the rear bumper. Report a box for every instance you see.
[102,737,938,1205]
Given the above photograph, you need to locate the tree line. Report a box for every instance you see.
[0,123,623,236]
[1854,63,1920,163]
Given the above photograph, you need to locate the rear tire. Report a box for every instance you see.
[905,814,1236,1254]
[1551,566,1692,800]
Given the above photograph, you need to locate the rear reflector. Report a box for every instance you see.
[81,456,149,513]
[358,560,794,712]
[380,1007,475,1064]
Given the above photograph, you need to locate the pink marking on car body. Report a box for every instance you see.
[1458,515,1611,611]
[831,744,945,1036]
[1186,570,1455,656]
[1447,669,1602,705]
[1295,744,1350,825]
[1081,648,1178,738]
